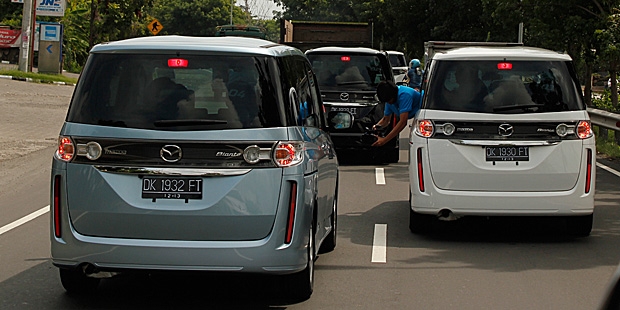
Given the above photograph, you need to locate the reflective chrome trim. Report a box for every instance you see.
[449,140,560,146]
[94,166,252,176]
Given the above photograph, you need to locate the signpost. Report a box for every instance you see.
[148,19,163,36]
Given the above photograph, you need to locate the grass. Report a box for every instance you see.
[595,127,620,159]
[0,69,78,85]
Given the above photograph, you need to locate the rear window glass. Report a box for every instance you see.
[425,60,584,113]
[67,54,283,130]
[307,54,389,91]
[389,54,407,67]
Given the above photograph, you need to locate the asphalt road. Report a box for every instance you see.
[2,79,620,309]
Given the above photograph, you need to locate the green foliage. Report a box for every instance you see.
[0,1,23,26]
[594,127,620,159]
[592,89,620,112]
[148,0,243,36]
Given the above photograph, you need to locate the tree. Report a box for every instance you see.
[148,0,245,36]
[596,9,620,108]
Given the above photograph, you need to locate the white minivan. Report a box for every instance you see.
[409,45,595,236]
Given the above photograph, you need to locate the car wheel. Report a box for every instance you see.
[288,226,315,300]
[319,193,338,254]
[59,268,100,294]
[566,214,593,237]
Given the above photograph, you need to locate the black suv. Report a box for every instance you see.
[305,46,398,163]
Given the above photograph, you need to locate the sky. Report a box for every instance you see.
[235,0,282,19]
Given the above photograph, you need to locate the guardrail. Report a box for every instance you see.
[587,107,620,131]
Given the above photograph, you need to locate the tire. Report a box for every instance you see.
[319,192,338,254]
[59,268,100,294]
[409,208,433,234]
[566,214,593,237]
[287,227,315,300]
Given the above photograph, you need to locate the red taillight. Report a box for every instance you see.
[285,182,297,244]
[53,175,61,238]
[340,56,351,62]
[497,62,513,70]
[416,119,434,138]
[168,58,189,68]
[577,120,593,139]
[274,142,303,167]
[417,148,425,192]
[55,136,74,162]
[585,149,592,194]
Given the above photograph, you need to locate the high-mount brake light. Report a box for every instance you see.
[415,119,434,138]
[55,136,74,162]
[497,62,513,70]
[576,120,593,139]
[168,58,189,68]
[341,56,351,62]
[274,142,304,167]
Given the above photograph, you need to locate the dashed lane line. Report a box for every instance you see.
[372,224,387,263]
[375,168,385,185]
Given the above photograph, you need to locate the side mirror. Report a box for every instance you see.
[327,111,353,130]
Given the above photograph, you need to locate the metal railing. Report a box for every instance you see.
[587,107,620,131]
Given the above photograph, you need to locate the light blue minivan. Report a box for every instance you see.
[50,36,341,299]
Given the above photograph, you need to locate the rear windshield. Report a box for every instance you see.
[67,54,284,130]
[389,54,407,67]
[425,60,584,113]
[306,53,390,91]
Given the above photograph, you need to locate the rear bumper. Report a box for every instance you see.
[409,184,595,216]
[51,230,308,274]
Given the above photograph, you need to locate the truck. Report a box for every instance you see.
[0,25,21,64]
[279,19,373,52]
[423,41,523,71]
[214,24,266,39]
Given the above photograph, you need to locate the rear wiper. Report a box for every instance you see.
[493,104,545,112]
[154,119,228,127]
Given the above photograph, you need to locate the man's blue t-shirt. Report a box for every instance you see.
[384,85,422,119]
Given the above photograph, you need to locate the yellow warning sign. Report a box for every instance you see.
[148,19,163,35]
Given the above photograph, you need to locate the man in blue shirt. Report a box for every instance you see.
[372,80,422,147]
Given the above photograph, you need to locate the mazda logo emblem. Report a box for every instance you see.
[498,124,514,137]
[160,145,182,162]
[340,93,349,101]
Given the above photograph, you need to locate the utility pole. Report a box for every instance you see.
[18,0,34,72]
[230,0,233,25]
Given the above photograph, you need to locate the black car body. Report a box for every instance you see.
[305,46,399,163]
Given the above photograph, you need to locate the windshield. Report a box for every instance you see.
[425,60,584,113]
[389,53,407,67]
[307,53,389,91]
[67,54,283,130]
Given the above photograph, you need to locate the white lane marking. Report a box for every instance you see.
[597,162,620,178]
[371,224,387,263]
[0,206,49,236]
[375,168,385,185]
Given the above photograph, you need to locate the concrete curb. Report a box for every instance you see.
[0,73,75,86]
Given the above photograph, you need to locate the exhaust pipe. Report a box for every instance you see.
[81,264,117,279]
[437,209,458,221]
